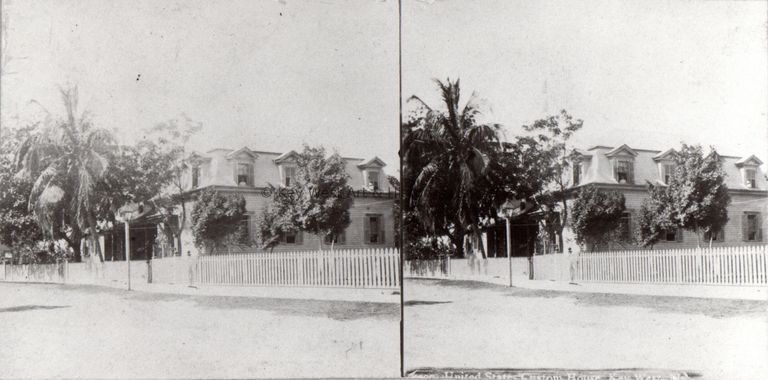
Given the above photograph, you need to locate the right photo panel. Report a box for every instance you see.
[401,1,768,379]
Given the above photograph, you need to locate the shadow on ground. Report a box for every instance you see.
[0,305,70,313]
[404,300,452,306]
[36,283,399,321]
[411,278,768,319]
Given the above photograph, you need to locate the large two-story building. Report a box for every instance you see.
[563,144,767,251]
[172,147,397,255]
[482,144,768,257]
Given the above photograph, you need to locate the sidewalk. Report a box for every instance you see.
[6,278,402,304]
[406,275,768,301]
[132,281,402,303]
[514,278,768,301]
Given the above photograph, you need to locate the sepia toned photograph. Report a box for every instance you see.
[401,1,767,379]
[2,0,768,379]
[0,0,400,378]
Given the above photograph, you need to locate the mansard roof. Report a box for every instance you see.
[187,151,212,164]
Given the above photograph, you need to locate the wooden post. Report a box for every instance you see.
[125,221,131,290]
[506,217,512,287]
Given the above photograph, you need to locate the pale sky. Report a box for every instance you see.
[403,0,768,164]
[4,0,767,173]
[1,0,400,168]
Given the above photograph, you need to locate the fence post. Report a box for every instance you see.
[674,250,682,284]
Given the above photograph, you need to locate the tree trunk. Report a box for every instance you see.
[450,230,465,258]
[87,212,104,263]
[472,226,487,259]
[62,235,82,262]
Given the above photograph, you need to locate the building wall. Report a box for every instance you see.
[564,186,768,253]
[181,187,395,255]
[176,146,395,255]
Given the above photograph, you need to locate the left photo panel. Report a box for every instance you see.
[0,0,401,378]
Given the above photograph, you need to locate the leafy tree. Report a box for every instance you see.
[403,78,585,259]
[637,144,730,247]
[15,87,114,262]
[0,125,46,258]
[258,186,302,250]
[258,145,353,250]
[636,185,678,248]
[509,110,583,252]
[190,189,247,253]
[403,78,504,258]
[570,186,627,251]
[138,117,202,256]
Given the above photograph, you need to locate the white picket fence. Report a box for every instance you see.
[575,245,768,286]
[1,262,66,283]
[191,248,400,288]
[1,248,400,289]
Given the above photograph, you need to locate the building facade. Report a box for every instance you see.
[175,147,396,255]
[562,144,767,252]
[480,144,768,259]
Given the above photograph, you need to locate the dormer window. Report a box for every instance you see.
[662,163,675,185]
[572,163,581,185]
[236,163,252,186]
[605,144,637,185]
[191,166,201,188]
[614,160,634,184]
[745,169,756,189]
[356,156,387,191]
[366,170,380,191]
[736,155,763,190]
[284,166,297,187]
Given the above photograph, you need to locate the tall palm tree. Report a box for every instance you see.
[16,86,113,262]
[403,78,503,258]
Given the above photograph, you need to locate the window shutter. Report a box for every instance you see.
[626,210,636,242]
[296,231,303,245]
[675,228,683,242]
[232,161,238,185]
[717,228,725,242]
[742,213,749,241]
[249,163,255,186]
[339,230,346,244]
[379,217,386,244]
[628,162,635,184]
[757,213,763,242]
[364,216,371,244]
[612,161,618,182]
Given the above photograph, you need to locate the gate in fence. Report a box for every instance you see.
[575,245,768,286]
[1,248,400,289]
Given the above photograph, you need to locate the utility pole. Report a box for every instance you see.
[125,219,131,290]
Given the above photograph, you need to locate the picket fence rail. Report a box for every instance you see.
[192,248,400,288]
[575,245,768,286]
[0,248,400,289]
